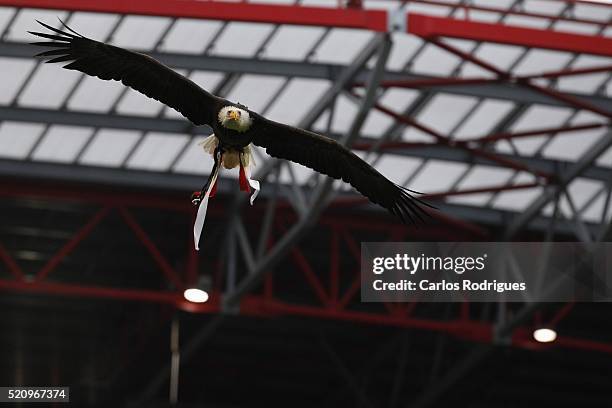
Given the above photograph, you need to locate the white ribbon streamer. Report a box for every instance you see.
[193,168,219,251]
[192,158,260,251]
[246,168,260,205]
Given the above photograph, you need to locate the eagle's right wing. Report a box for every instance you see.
[30,21,225,126]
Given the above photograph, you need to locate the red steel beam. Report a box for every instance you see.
[373,63,612,89]
[408,13,612,57]
[371,77,496,89]
[401,0,610,27]
[423,182,541,200]
[0,243,24,281]
[291,247,331,306]
[0,278,184,304]
[3,277,612,355]
[520,65,612,80]
[118,207,184,290]
[4,0,610,54]
[35,207,110,282]
[522,80,612,118]
[0,181,193,213]
[0,0,389,31]
[472,122,608,144]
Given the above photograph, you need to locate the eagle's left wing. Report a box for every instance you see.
[30,21,225,126]
[251,115,432,223]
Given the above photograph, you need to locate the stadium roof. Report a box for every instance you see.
[0,0,610,229]
[1,2,612,406]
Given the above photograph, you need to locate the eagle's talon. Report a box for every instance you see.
[191,191,203,206]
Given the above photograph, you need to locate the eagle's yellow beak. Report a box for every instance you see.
[228,110,239,121]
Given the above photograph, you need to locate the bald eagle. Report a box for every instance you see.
[31,21,432,226]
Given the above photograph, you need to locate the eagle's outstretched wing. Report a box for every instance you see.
[30,20,224,126]
[251,115,433,223]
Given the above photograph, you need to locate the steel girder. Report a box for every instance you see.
[504,130,612,239]
[1,42,611,111]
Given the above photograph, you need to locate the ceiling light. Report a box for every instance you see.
[533,328,557,343]
[183,288,209,303]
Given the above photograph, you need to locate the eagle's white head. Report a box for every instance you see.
[218,105,252,132]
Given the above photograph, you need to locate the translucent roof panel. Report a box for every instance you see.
[278,162,315,185]
[557,55,612,95]
[469,44,525,74]
[172,136,214,175]
[511,49,574,76]
[5,9,69,42]
[566,178,605,210]
[311,28,374,64]
[385,33,423,71]
[541,178,605,219]
[327,94,359,134]
[446,166,515,206]
[582,190,612,223]
[502,14,551,30]
[68,12,120,40]
[491,172,543,212]
[126,133,189,171]
[0,122,45,159]
[67,75,125,113]
[112,15,172,51]
[408,160,469,193]
[0,57,35,104]
[79,129,141,168]
[225,75,286,113]
[405,2,454,16]
[410,43,462,77]
[115,88,165,117]
[263,25,326,61]
[374,154,423,186]
[541,122,609,162]
[505,105,574,155]
[466,10,503,24]
[402,126,436,144]
[265,78,331,126]
[453,99,515,140]
[18,64,81,109]
[0,8,16,33]
[553,20,600,36]
[379,88,421,114]
[596,145,612,168]
[417,93,479,135]
[521,0,561,14]
[443,39,493,77]
[210,22,274,58]
[300,0,342,9]
[159,19,223,54]
[31,125,92,163]
[573,2,612,22]
[361,107,395,138]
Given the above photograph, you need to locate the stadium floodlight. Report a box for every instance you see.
[533,328,557,343]
[183,275,212,303]
[183,288,209,303]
